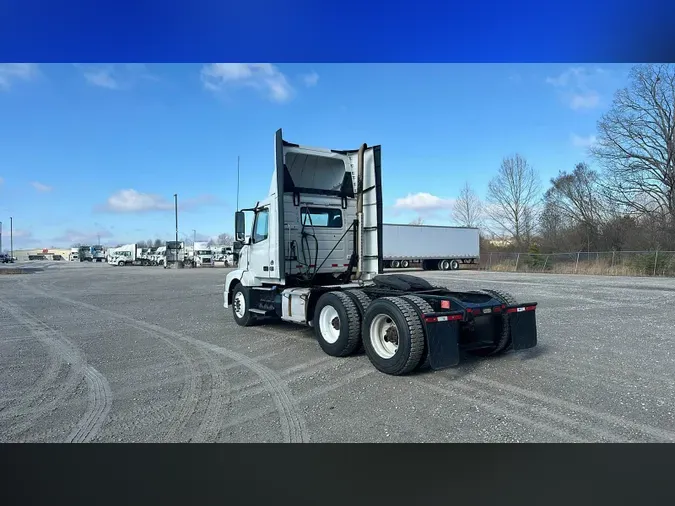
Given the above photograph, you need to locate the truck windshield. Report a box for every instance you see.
[196,250,211,255]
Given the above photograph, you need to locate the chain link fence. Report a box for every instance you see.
[480,251,675,277]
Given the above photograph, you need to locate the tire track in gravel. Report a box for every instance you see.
[0,297,112,442]
[220,367,374,438]
[17,277,228,443]
[66,364,112,443]
[0,300,64,417]
[463,374,675,442]
[21,281,309,443]
[413,377,594,442]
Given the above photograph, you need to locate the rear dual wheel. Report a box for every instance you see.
[361,297,426,375]
[466,289,517,357]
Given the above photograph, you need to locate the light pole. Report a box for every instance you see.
[0,221,3,254]
[174,194,178,244]
[192,229,196,247]
[10,217,13,260]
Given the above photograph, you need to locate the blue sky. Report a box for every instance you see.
[0,63,634,250]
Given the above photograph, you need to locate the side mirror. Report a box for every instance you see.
[235,211,246,242]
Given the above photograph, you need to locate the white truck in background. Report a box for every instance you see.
[69,247,79,261]
[108,244,154,266]
[153,246,167,266]
[191,241,213,267]
[382,224,480,270]
[90,245,106,262]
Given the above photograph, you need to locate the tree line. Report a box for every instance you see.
[417,64,675,254]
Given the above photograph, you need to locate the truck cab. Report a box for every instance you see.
[193,242,213,267]
[226,129,382,297]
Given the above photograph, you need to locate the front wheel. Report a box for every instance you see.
[231,283,255,326]
[362,297,425,375]
[117,260,125,266]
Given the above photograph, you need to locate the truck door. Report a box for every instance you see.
[250,206,272,279]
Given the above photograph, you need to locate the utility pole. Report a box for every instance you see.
[192,229,196,246]
[98,234,101,246]
[10,217,13,260]
[0,221,3,254]
[174,194,178,243]
[237,156,240,211]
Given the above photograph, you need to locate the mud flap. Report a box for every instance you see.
[423,315,462,370]
[507,304,538,350]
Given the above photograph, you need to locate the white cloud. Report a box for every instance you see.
[53,228,114,245]
[201,63,294,103]
[301,71,319,87]
[394,192,455,212]
[570,92,600,110]
[571,133,597,148]
[84,68,119,89]
[12,229,33,239]
[508,73,522,83]
[98,189,221,213]
[101,189,174,213]
[0,63,39,90]
[546,66,605,110]
[78,64,156,90]
[31,181,53,193]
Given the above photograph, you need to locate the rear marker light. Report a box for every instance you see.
[424,314,462,323]
[441,300,451,309]
[506,305,536,314]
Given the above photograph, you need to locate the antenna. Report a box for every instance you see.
[236,155,240,211]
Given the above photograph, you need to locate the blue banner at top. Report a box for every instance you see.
[0,0,673,62]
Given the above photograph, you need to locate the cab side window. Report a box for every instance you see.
[253,208,269,243]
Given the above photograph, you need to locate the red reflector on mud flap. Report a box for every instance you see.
[441,300,451,309]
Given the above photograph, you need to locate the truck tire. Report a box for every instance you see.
[345,289,373,353]
[401,295,434,370]
[401,260,410,268]
[438,259,451,271]
[117,260,125,266]
[313,291,362,357]
[392,260,400,268]
[450,259,460,270]
[468,289,517,356]
[232,283,256,327]
[362,297,425,375]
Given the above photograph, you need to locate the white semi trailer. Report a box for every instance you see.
[382,224,480,270]
[223,129,539,376]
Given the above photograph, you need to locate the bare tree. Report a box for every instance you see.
[486,154,541,247]
[452,181,483,228]
[217,233,234,246]
[153,239,162,248]
[591,64,675,220]
[409,217,425,225]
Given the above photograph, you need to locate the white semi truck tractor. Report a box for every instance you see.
[224,129,539,376]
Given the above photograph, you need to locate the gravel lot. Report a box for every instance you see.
[1,261,674,443]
